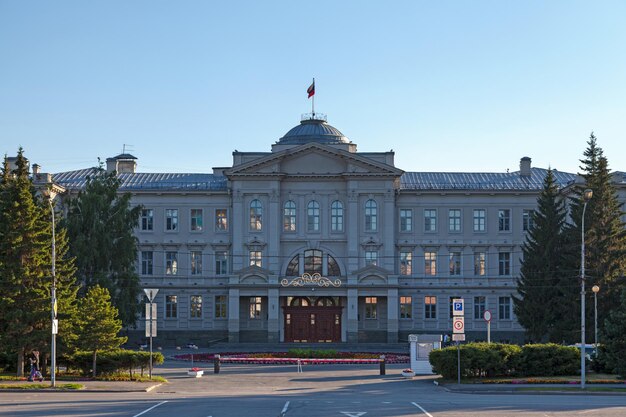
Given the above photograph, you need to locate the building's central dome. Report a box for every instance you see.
[278,115,350,145]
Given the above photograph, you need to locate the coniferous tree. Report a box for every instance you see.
[514,169,571,342]
[64,166,142,327]
[567,134,626,340]
[74,285,127,377]
[600,289,626,378]
[0,149,78,375]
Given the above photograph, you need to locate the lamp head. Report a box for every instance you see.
[592,285,600,294]
[583,189,593,202]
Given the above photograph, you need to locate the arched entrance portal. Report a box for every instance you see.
[283,296,342,342]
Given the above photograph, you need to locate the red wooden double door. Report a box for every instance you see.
[283,306,342,343]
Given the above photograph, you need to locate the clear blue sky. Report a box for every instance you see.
[1,1,625,174]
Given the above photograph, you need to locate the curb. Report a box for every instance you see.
[0,383,162,393]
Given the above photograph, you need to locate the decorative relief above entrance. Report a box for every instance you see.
[281,273,342,287]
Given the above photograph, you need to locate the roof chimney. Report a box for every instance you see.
[520,157,532,178]
[32,163,41,175]
[106,153,137,174]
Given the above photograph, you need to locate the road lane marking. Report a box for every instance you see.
[412,402,434,417]
[280,401,290,416]
[340,413,366,417]
[133,401,169,417]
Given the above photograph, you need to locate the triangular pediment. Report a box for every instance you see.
[225,143,403,178]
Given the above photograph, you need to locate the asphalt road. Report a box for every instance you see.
[1,362,625,417]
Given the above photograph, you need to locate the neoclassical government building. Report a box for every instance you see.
[47,114,625,345]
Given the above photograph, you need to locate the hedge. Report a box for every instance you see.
[60,350,164,378]
[429,343,579,379]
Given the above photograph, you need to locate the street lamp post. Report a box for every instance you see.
[580,188,593,390]
[42,189,58,388]
[592,285,600,357]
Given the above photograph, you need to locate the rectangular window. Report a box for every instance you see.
[400,296,412,319]
[424,209,437,232]
[331,201,344,232]
[249,251,262,268]
[190,209,203,231]
[449,209,461,232]
[165,251,178,275]
[216,209,228,231]
[400,209,412,232]
[498,252,511,276]
[215,295,227,319]
[523,209,534,231]
[365,251,378,266]
[424,251,437,276]
[141,251,153,275]
[474,252,486,276]
[365,297,377,319]
[473,209,486,232]
[365,200,377,232]
[215,251,229,275]
[190,295,203,318]
[141,209,153,231]
[249,296,262,319]
[190,251,202,275]
[165,209,178,231]
[449,296,461,318]
[307,202,320,232]
[499,296,511,320]
[400,251,412,275]
[425,296,437,319]
[449,252,461,276]
[474,296,486,320]
[165,295,177,318]
[498,209,511,231]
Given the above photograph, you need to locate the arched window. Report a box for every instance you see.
[290,297,310,307]
[307,200,320,232]
[327,255,340,276]
[285,251,342,277]
[283,200,296,232]
[365,199,377,231]
[331,200,343,232]
[250,199,262,231]
[315,297,336,307]
[286,255,299,276]
[304,249,323,274]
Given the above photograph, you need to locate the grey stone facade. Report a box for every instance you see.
[47,114,626,347]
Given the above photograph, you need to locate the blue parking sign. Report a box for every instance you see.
[452,298,464,316]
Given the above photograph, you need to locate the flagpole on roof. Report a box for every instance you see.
[312,78,315,116]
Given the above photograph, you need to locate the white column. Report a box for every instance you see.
[387,288,399,343]
[267,288,280,342]
[347,288,358,342]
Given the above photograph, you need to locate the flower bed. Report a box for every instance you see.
[172,352,409,365]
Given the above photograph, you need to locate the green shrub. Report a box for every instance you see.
[286,348,338,358]
[61,350,164,378]
[429,342,578,379]
[518,344,579,376]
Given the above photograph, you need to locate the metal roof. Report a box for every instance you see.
[278,118,350,145]
[53,169,227,191]
[399,168,579,191]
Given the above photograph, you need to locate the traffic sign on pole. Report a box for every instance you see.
[144,288,159,303]
[452,334,465,341]
[452,298,464,316]
[453,317,465,334]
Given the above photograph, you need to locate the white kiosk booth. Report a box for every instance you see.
[409,334,442,374]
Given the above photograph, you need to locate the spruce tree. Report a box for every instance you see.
[64,166,142,327]
[74,285,127,377]
[567,134,626,340]
[600,289,626,377]
[0,149,78,375]
[514,169,571,342]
